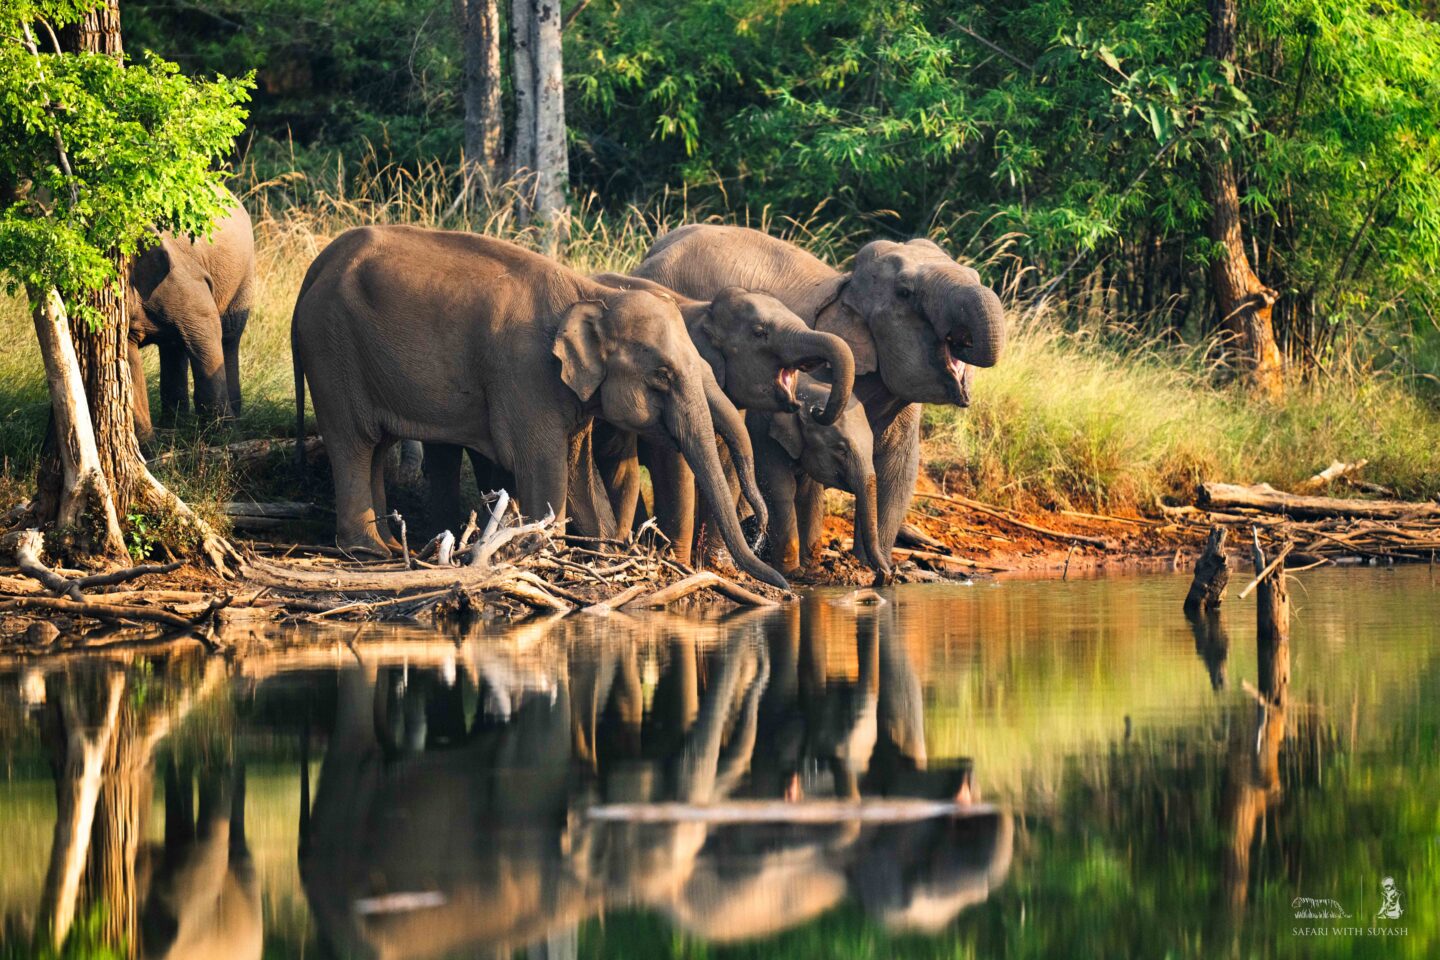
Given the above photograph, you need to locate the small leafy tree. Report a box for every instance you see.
[0,0,250,566]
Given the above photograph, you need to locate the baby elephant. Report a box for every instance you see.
[749,376,891,581]
[128,190,255,441]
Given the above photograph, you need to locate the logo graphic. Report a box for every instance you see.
[1292,897,1350,919]
[1376,877,1404,920]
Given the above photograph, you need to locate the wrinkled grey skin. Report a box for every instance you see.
[291,225,786,588]
[420,275,855,563]
[127,191,255,441]
[139,764,261,960]
[749,375,890,581]
[586,273,856,559]
[637,225,1006,562]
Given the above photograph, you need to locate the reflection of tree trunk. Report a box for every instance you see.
[86,715,159,946]
[37,671,126,949]
[1221,555,1289,918]
[1187,611,1230,691]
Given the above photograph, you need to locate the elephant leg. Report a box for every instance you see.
[873,404,922,561]
[330,432,389,557]
[164,760,196,848]
[158,340,189,424]
[223,336,242,415]
[423,442,465,533]
[796,476,826,567]
[641,437,695,563]
[593,423,640,538]
[513,433,571,527]
[370,438,403,552]
[565,429,618,539]
[128,339,155,443]
[755,442,800,573]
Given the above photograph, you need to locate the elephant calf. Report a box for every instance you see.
[749,375,891,581]
[128,189,255,441]
[291,225,787,588]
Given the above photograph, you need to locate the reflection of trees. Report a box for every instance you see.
[299,610,1012,959]
[31,655,246,958]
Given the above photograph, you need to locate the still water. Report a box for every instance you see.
[0,568,1436,959]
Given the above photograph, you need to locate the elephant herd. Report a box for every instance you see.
[129,191,1008,586]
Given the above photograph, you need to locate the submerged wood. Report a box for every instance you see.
[625,571,778,609]
[1184,525,1229,615]
[1199,481,1440,520]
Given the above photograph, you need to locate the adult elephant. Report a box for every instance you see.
[636,226,1006,563]
[128,190,255,441]
[291,225,787,588]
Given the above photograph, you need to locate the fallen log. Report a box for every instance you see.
[221,501,324,519]
[1198,482,1440,520]
[0,594,229,631]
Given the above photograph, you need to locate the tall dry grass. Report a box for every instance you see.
[2,154,1438,516]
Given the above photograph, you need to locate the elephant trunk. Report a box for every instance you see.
[672,395,788,590]
[702,369,769,541]
[931,275,1007,370]
[854,472,891,582]
[781,328,854,426]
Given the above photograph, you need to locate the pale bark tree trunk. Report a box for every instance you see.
[456,0,504,192]
[31,290,127,556]
[510,0,537,201]
[532,0,569,246]
[509,0,567,248]
[1205,0,1283,397]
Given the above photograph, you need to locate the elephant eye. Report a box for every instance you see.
[751,324,767,339]
[650,366,675,390]
[896,284,914,300]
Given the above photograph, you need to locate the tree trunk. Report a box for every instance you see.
[532,0,568,247]
[33,0,238,572]
[509,0,537,207]
[30,290,128,557]
[457,0,504,190]
[1205,0,1283,397]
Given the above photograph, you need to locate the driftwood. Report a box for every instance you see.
[1184,526,1230,616]
[0,594,229,631]
[1294,460,1368,495]
[1199,482,1440,521]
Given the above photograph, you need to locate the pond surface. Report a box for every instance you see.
[0,567,1436,959]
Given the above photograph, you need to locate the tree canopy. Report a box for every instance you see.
[0,0,250,326]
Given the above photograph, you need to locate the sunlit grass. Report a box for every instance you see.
[2,154,1438,514]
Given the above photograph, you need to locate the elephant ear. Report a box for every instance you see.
[554,301,608,401]
[690,310,727,390]
[767,411,805,460]
[129,239,174,301]
[817,283,878,376]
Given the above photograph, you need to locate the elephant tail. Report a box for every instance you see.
[292,319,307,483]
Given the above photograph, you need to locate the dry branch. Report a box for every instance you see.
[914,491,1109,547]
[625,571,778,609]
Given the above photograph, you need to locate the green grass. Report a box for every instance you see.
[3,156,1438,516]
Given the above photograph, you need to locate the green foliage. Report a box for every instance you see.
[0,0,251,326]
[123,508,157,560]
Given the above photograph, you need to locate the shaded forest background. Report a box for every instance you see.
[126,0,1440,380]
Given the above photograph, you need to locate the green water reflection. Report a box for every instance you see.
[0,567,1435,959]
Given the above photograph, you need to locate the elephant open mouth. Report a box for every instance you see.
[942,338,971,406]
[775,367,801,410]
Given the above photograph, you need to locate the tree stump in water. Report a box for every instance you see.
[1251,529,1290,708]
[1184,526,1230,616]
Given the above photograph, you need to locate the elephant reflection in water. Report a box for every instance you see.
[300,610,1012,959]
[139,763,261,960]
